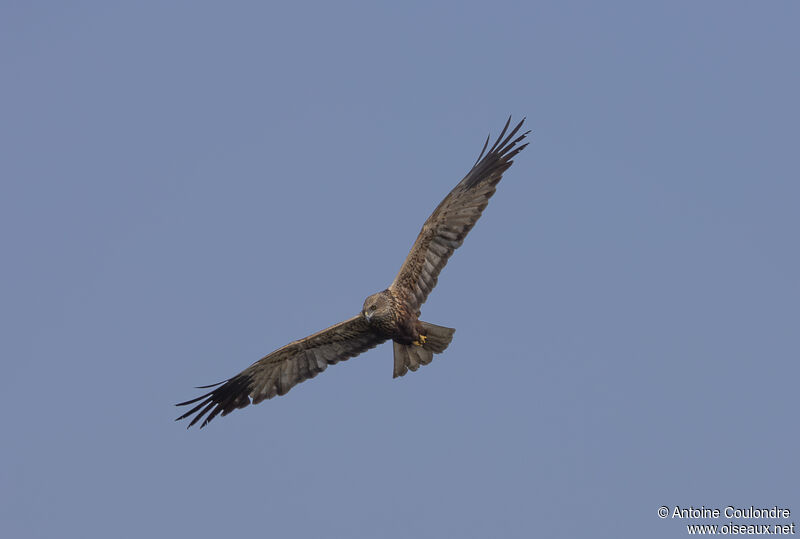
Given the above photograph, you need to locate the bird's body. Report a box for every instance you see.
[177,117,530,428]
[363,289,420,344]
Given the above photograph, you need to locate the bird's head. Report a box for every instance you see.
[362,290,393,323]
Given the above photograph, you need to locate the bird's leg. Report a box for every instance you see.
[412,335,427,347]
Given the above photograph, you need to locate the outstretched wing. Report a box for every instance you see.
[176,315,385,428]
[390,117,529,314]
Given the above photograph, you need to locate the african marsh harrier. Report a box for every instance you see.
[176,117,529,428]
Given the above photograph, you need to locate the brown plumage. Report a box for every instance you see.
[176,117,529,428]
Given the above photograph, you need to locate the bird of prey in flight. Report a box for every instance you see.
[176,117,530,428]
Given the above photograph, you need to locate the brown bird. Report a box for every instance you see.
[176,117,530,428]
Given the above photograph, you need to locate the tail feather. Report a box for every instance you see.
[393,322,456,378]
[393,342,433,378]
[420,321,456,353]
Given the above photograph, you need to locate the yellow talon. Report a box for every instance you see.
[413,335,427,346]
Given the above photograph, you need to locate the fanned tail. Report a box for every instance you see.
[420,321,455,353]
[393,322,456,378]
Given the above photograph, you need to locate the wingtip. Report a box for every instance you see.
[195,380,227,389]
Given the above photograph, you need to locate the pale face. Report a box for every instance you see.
[362,291,392,323]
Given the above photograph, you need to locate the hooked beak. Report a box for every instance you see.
[363,310,372,322]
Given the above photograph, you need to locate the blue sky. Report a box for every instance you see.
[2,2,798,538]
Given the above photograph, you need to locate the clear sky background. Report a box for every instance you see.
[2,2,798,538]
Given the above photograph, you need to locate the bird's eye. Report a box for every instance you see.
[370,305,377,311]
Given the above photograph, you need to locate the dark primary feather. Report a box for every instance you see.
[175,315,386,428]
[390,116,529,313]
